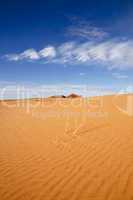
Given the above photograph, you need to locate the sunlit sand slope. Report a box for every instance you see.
[0,94,133,200]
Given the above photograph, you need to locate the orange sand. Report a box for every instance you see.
[0,94,133,200]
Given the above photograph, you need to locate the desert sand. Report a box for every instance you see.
[0,94,133,200]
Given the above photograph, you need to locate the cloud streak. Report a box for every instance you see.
[5,46,56,61]
[6,49,40,61]
[4,39,133,70]
[66,17,109,40]
[67,22,108,40]
[3,17,133,71]
[39,46,56,58]
[112,73,128,79]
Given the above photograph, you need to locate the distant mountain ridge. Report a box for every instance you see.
[48,93,81,98]
[67,93,81,98]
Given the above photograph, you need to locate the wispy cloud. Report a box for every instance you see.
[65,17,109,41]
[4,39,133,70]
[67,22,108,40]
[5,46,56,61]
[3,16,133,71]
[39,46,56,58]
[79,72,85,76]
[21,49,39,60]
[6,49,40,61]
[112,73,128,79]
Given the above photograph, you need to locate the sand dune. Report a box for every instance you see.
[0,94,133,200]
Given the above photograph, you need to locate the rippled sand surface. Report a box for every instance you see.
[0,94,133,200]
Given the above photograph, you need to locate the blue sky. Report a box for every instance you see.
[0,0,133,98]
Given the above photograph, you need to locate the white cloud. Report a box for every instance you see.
[6,54,21,61]
[79,72,85,76]
[5,49,39,61]
[3,18,133,70]
[68,25,108,40]
[112,73,128,79]
[67,19,108,40]
[4,40,133,70]
[87,40,133,69]
[39,46,56,58]
[56,42,76,63]
[5,46,56,62]
[21,49,39,60]
[55,40,133,69]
